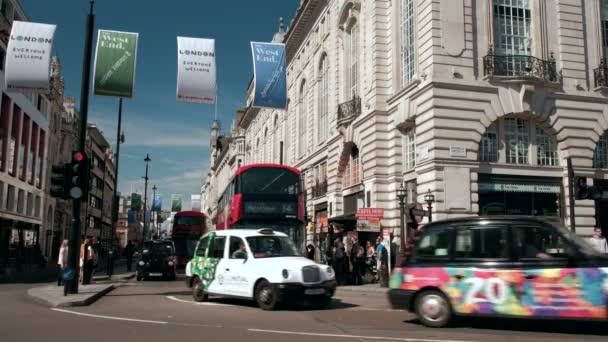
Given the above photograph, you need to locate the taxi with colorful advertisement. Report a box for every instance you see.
[185,228,336,310]
[389,216,608,327]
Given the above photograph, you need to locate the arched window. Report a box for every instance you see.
[594,132,608,168]
[399,0,416,84]
[479,117,559,166]
[349,22,359,97]
[319,55,329,142]
[298,81,307,157]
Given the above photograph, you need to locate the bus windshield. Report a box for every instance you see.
[173,238,197,257]
[174,216,204,226]
[240,168,299,195]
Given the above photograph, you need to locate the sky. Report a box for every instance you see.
[20,0,297,210]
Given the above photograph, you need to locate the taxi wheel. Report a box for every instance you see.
[192,277,208,302]
[414,290,452,328]
[255,280,279,311]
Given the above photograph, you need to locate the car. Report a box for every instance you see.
[185,228,336,310]
[136,240,177,281]
[388,216,608,328]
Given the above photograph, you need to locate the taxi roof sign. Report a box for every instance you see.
[257,228,274,235]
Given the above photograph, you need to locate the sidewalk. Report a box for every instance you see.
[337,283,389,294]
[27,283,114,307]
[92,259,135,282]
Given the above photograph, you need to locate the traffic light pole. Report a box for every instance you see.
[67,1,95,295]
[567,157,576,233]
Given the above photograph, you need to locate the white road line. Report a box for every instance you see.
[51,308,168,324]
[247,329,479,342]
[166,295,232,306]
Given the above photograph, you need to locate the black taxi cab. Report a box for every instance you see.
[136,240,177,281]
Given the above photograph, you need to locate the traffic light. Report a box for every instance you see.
[50,164,69,199]
[574,176,588,200]
[69,151,89,200]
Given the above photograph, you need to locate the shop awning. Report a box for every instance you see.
[328,213,356,224]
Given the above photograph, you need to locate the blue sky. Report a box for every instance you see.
[20,0,297,210]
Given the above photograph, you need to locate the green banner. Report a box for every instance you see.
[93,29,138,98]
[131,193,141,211]
[171,194,182,212]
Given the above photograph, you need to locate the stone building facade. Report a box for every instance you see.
[205,0,608,241]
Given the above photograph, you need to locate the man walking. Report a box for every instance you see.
[125,240,134,272]
[588,227,608,254]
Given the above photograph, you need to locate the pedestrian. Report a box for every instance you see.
[125,240,134,271]
[57,240,68,286]
[333,240,346,285]
[588,227,608,254]
[81,238,94,285]
[350,238,364,285]
[378,242,389,287]
[306,243,315,260]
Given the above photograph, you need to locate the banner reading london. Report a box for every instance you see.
[176,37,216,104]
[5,21,57,93]
[171,194,182,212]
[93,30,139,98]
[250,42,287,109]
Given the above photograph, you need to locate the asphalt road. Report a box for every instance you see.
[2,279,608,342]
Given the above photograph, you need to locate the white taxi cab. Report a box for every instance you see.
[185,228,336,310]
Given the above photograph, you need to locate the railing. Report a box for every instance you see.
[483,48,558,83]
[594,60,608,88]
[312,180,328,198]
[337,95,362,124]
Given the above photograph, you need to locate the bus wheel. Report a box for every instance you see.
[192,277,208,302]
[255,280,279,310]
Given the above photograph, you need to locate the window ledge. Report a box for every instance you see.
[387,79,421,105]
[482,75,561,88]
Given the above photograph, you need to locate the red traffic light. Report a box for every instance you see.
[74,152,84,162]
[577,177,586,186]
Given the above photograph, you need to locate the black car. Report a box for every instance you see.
[136,240,177,281]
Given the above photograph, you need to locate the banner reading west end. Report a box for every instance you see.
[5,21,57,93]
[93,30,139,98]
[171,194,182,212]
[250,42,287,109]
[176,37,216,104]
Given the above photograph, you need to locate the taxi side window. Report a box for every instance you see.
[513,225,569,260]
[454,225,509,260]
[229,237,247,259]
[209,236,226,259]
[413,227,451,260]
[195,236,209,257]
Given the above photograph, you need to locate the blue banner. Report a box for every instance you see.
[152,194,162,212]
[251,42,287,109]
[128,210,135,224]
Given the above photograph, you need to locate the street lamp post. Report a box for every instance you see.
[396,183,407,252]
[424,189,435,223]
[142,154,151,243]
[152,185,157,239]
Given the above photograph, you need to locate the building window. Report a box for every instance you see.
[6,185,14,211]
[298,81,307,157]
[494,0,532,56]
[237,140,245,154]
[480,123,499,162]
[349,22,359,97]
[9,105,20,176]
[17,189,24,214]
[403,127,416,171]
[602,0,608,60]
[37,130,45,188]
[594,132,608,168]
[505,118,529,164]
[319,55,329,142]
[400,0,416,84]
[343,146,360,188]
[26,192,33,217]
[536,127,559,166]
[35,196,41,218]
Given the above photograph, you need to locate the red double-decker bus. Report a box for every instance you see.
[171,211,207,268]
[215,163,305,251]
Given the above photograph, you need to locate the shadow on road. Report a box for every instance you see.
[404,317,608,336]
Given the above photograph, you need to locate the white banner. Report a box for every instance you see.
[5,21,57,93]
[191,194,201,212]
[176,37,216,104]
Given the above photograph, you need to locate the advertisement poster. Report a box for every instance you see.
[356,208,384,232]
[93,30,139,97]
[171,194,182,212]
[5,21,57,92]
[176,37,216,104]
[250,42,287,109]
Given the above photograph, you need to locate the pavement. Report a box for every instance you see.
[3,276,606,342]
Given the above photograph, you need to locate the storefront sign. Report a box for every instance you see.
[93,30,139,98]
[449,146,467,158]
[479,183,560,194]
[356,219,380,232]
[5,21,57,93]
[355,208,384,220]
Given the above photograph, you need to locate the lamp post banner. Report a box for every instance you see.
[250,42,287,109]
[191,194,201,212]
[176,37,216,104]
[152,194,162,212]
[171,194,182,212]
[93,30,139,98]
[5,21,57,93]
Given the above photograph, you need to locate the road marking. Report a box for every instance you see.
[247,329,479,342]
[51,308,168,324]
[166,295,232,306]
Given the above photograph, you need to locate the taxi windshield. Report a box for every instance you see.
[246,236,298,258]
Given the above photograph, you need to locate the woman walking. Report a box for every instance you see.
[57,240,68,286]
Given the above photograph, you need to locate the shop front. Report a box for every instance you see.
[478,175,563,219]
[0,219,42,275]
